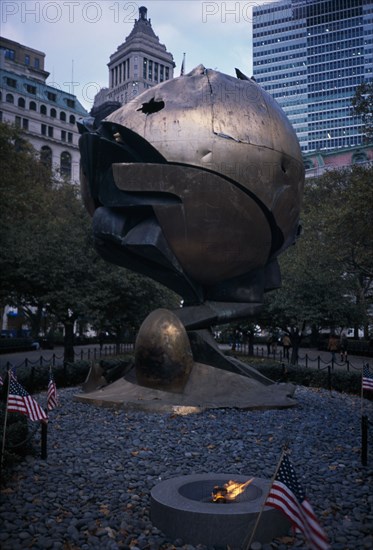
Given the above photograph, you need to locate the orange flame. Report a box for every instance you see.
[211,478,254,502]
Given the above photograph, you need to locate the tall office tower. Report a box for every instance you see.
[252,0,373,153]
[93,5,175,115]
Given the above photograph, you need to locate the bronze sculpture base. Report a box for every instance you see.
[78,309,296,411]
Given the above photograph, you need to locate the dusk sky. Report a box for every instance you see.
[1,0,273,111]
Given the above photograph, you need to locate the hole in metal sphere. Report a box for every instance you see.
[137,98,165,114]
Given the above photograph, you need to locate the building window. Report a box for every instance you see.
[0,111,2,122]
[40,104,47,115]
[352,151,367,164]
[148,60,153,81]
[26,84,36,94]
[25,55,30,66]
[60,151,72,179]
[143,58,148,79]
[6,93,14,104]
[6,77,17,88]
[29,101,37,111]
[60,111,66,122]
[40,146,52,169]
[61,130,66,141]
[47,92,56,102]
[48,126,53,138]
[22,118,28,130]
[41,124,47,136]
[66,99,75,108]
[5,49,15,60]
[15,116,21,127]
[69,114,75,124]
[50,108,57,118]
[67,132,73,144]
[18,97,25,108]
[34,58,40,69]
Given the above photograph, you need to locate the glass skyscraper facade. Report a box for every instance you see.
[252,0,373,152]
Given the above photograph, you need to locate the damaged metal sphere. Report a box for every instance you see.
[79,65,304,326]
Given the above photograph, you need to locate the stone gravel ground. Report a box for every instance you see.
[0,385,372,550]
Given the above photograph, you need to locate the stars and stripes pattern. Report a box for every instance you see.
[362,364,373,392]
[7,374,47,422]
[47,370,58,411]
[265,454,329,550]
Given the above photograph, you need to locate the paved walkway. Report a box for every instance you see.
[0,343,371,373]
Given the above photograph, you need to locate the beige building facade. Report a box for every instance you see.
[0,36,88,182]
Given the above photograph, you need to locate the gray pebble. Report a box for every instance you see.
[1,385,372,550]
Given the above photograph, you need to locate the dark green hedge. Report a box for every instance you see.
[238,356,371,400]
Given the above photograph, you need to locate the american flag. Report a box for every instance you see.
[362,364,373,392]
[47,369,58,411]
[265,454,329,550]
[7,374,48,422]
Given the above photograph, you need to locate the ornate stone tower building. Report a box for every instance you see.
[93,5,175,114]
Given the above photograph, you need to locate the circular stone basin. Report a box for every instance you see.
[150,474,290,547]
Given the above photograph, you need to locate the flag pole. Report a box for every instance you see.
[243,444,289,550]
[0,370,11,473]
[361,363,365,418]
[180,52,186,76]
[361,363,367,466]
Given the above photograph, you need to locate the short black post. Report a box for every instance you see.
[327,364,332,392]
[361,415,368,467]
[30,366,35,392]
[41,418,48,460]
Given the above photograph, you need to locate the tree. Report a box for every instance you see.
[261,164,372,361]
[88,265,180,352]
[313,165,373,338]
[352,82,373,142]
[0,122,180,361]
[0,123,53,307]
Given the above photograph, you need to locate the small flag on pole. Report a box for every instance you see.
[362,364,373,392]
[265,454,329,550]
[7,374,47,422]
[47,369,58,411]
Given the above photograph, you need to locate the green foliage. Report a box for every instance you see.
[262,164,373,339]
[239,357,368,397]
[352,82,373,141]
[0,122,180,356]
[87,264,180,338]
